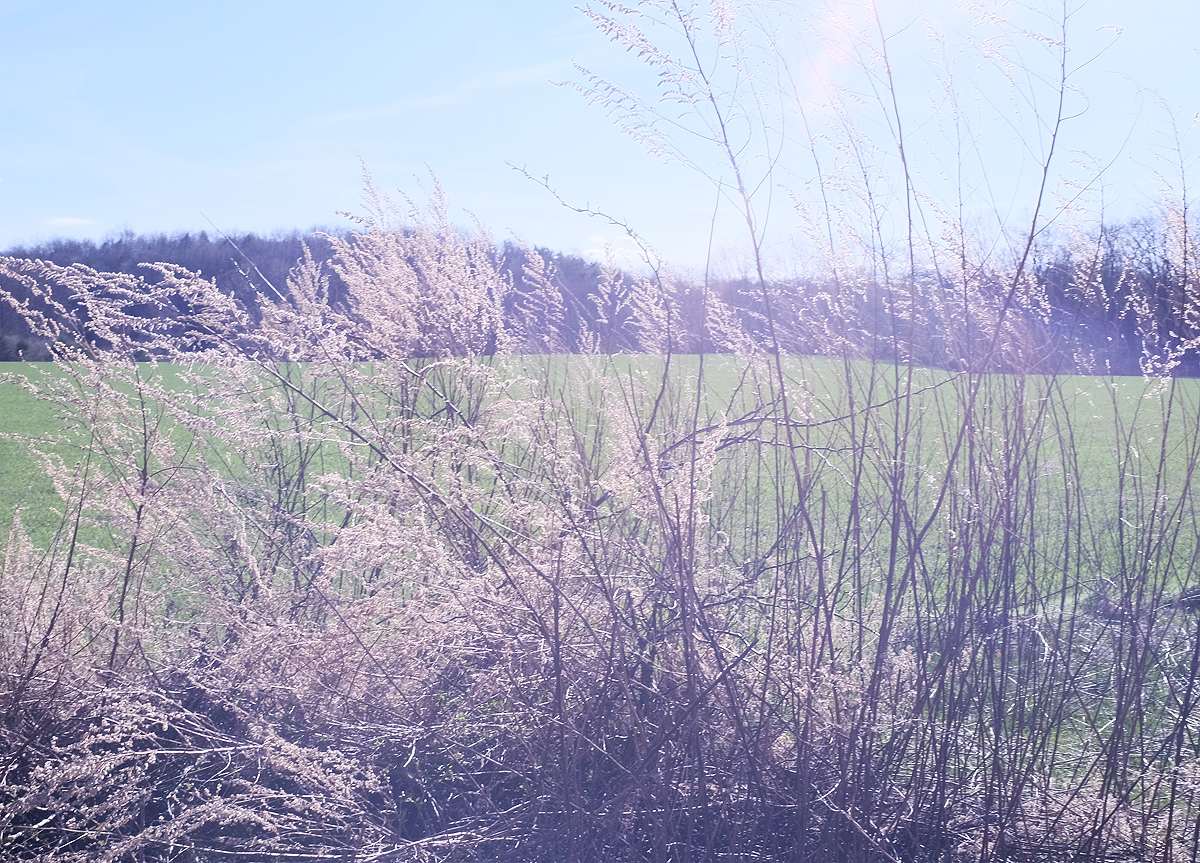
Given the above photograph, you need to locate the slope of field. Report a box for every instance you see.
[0,363,66,544]
[3,355,1193,579]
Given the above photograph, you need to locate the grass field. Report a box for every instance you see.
[0,363,67,544]
[4,355,1195,583]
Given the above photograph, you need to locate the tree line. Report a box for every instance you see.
[1,216,1197,376]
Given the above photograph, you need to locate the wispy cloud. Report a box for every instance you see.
[310,62,566,127]
[44,216,95,227]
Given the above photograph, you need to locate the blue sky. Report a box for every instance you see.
[2,1,1198,272]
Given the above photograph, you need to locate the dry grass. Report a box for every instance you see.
[4,2,1200,861]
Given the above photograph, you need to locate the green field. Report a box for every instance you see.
[0,363,66,543]
[4,355,1194,583]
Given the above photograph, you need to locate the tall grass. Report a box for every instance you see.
[3,1,1200,861]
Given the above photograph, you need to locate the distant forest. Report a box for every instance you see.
[1,219,1194,375]
[0,230,644,362]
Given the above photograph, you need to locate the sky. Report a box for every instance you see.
[2,0,1199,273]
